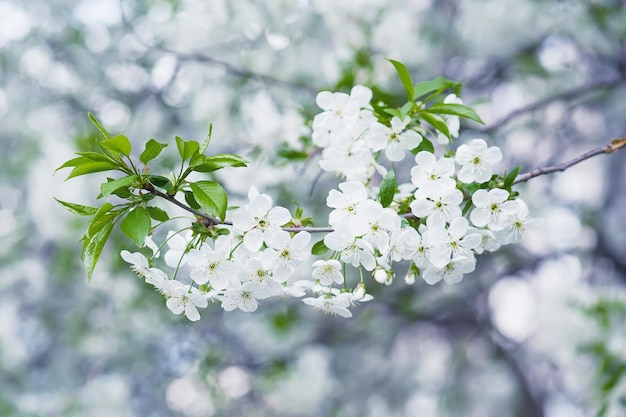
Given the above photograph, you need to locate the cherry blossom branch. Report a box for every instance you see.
[513,137,626,184]
[145,185,334,233]
[479,78,625,133]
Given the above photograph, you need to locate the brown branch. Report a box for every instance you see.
[513,137,626,184]
[478,79,624,133]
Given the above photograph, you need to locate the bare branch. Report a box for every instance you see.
[514,137,626,184]
[478,79,625,133]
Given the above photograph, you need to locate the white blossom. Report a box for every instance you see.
[186,235,238,290]
[365,116,422,161]
[157,280,208,322]
[470,188,519,230]
[455,139,502,184]
[312,259,344,286]
[120,250,167,286]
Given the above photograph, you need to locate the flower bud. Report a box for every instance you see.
[374,267,387,284]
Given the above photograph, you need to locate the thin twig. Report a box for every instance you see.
[478,79,624,133]
[155,45,317,94]
[145,185,335,233]
[513,137,626,184]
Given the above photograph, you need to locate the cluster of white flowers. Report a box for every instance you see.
[121,85,541,321]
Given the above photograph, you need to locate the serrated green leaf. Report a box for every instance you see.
[88,112,111,140]
[189,181,228,221]
[120,206,151,247]
[387,59,414,102]
[411,138,434,155]
[147,206,169,222]
[140,139,168,164]
[199,124,213,154]
[175,136,200,161]
[427,103,484,124]
[190,154,248,173]
[420,112,450,139]
[82,221,114,282]
[101,134,132,158]
[378,169,396,208]
[412,76,461,102]
[311,240,330,256]
[147,175,172,191]
[503,166,522,189]
[65,161,120,180]
[99,175,137,199]
[54,198,99,216]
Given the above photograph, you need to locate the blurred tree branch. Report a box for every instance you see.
[514,137,626,184]
[479,78,626,134]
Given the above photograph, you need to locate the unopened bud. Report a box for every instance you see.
[374,267,387,284]
[353,282,367,300]
[404,270,416,285]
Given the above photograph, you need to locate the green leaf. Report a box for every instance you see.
[56,152,115,173]
[190,154,248,173]
[88,112,111,140]
[378,169,396,208]
[140,139,168,164]
[199,124,213,154]
[387,59,414,102]
[277,147,309,162]
[147,175,172,191]
[54,198,99,216]
[189,181,228,221]
[412,76,461,102]
[101,135,132,157]
[400,101,414,118]
[383,108,403,118]
[503,166,522,189]
[420,112,450,139]
[82,221,114,282]
[184,190,201,210]
[99,175,137,199]
[311,240,330,256]
[147,206,169,222]
[120,206,152,247]
[65,161,120,180]
[411,138,434,154]
[87,202,115,237]
[175,136,200,161]
[427,103,484,124]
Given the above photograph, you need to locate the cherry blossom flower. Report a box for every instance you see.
[303,293,353,318]
[164,230,193,268]
[156,280,208,322]
[425,217,482,268]
[422,255,476,285]
[365,116,422,161]
[220,281,269,312]
[266,230,311,282]
[455,139,502,184]
[312,259,344,286]
[120,250,167,286]
[410,151,456,192]
[496,199,543,244]
[324,224,376,271]
[186,235,238,290]
[411,181,463,227]
[231,190,291,252]
[437,93,463,144]
[470,188,519,230]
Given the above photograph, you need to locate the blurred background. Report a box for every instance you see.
[2,0,626,416]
